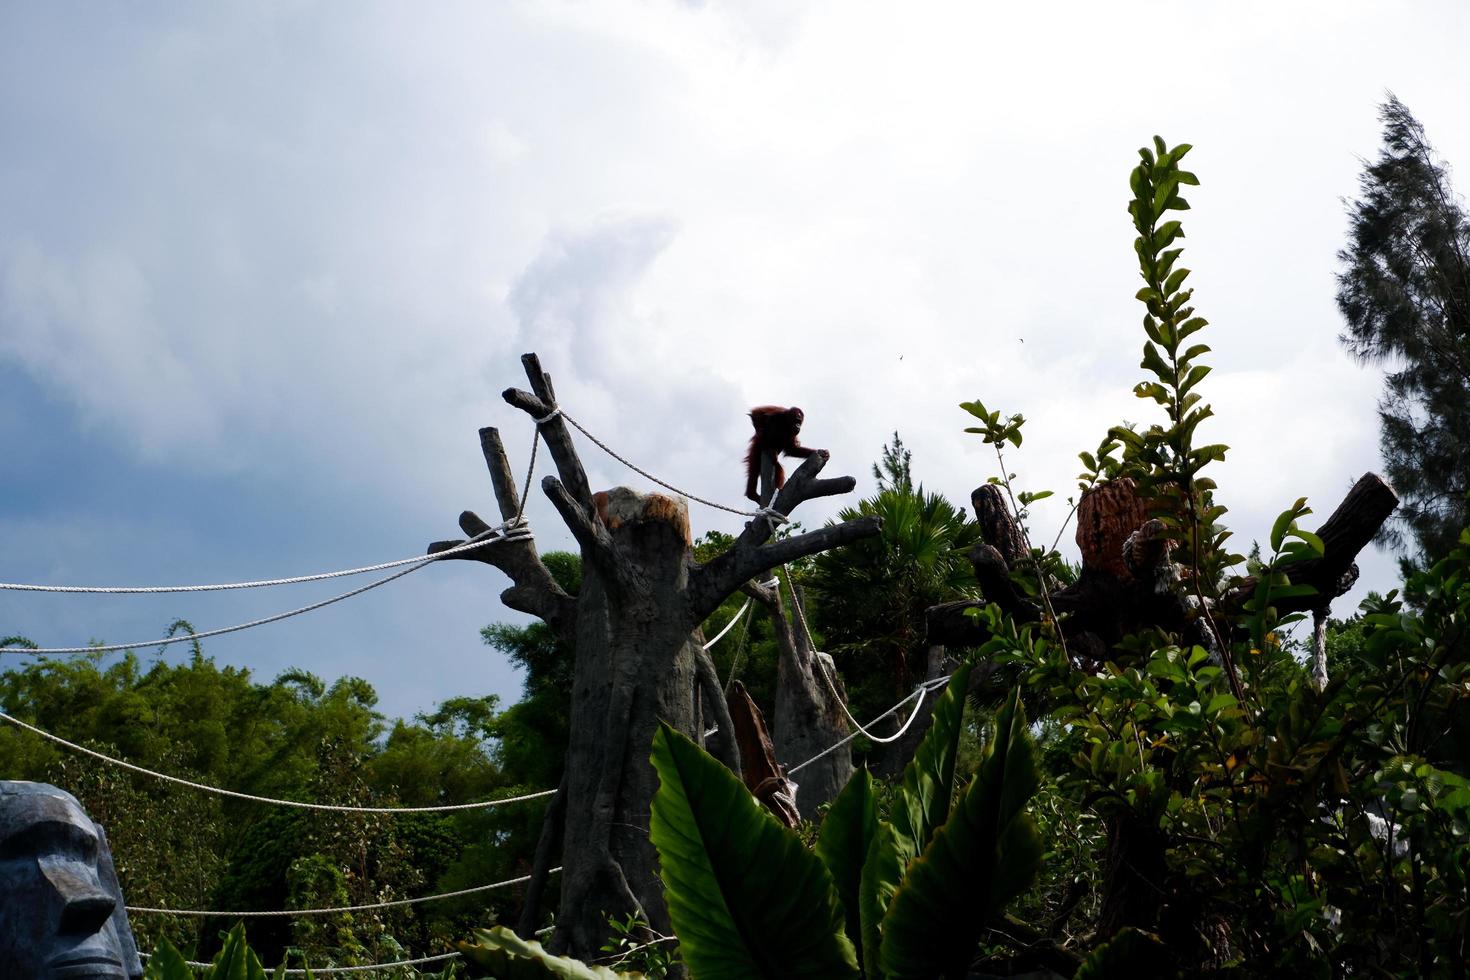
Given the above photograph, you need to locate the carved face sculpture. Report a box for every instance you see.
[0,782,143,980]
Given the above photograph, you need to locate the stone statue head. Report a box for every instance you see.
[0,782,143,980]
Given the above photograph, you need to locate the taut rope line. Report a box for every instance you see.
[142,951,462,976]
[0,524,533,656]
[0,709,555,813]
[0,523,531,595]
[128,870,560,917]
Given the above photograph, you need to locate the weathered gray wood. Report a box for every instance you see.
[438,352,881,961]
[516,772,567,939]
[479,427,523,521]
[745,578,854,822]
[427,510,574,637]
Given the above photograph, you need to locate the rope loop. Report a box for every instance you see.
[533,407,562,425]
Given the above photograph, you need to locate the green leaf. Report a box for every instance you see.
[1163,267,1190,294]
[1270,502,1304,552]
[859,667,974,976]
[878,687,1043,979]
[143,938,194,980]
[459,926,643,978]
[1140,342,1173,381]
[1074,927,1174,977]
[650,723,859,979]
[209,924,270,980]
[1178,363,1211,395]
[959,400,989,420]
[817,769,880,959]
[1177,316,1208,338]
[1293,529,1325,555]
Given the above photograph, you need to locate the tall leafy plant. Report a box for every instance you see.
[630,667,1041,980]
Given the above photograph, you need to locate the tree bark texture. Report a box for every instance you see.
[431,353,880,960]
[745,578,855,822]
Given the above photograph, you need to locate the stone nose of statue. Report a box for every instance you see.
[60,891,117,935]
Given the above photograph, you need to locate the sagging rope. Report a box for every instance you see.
[703,597,752,652]
[787,674,953,775]
[781,564,944,747]
[0,523,534,656]
[0,522,532,595]
[0,710,555,813]
[143,950,461,976]
[128,869,560,917]
[535,406,788,529]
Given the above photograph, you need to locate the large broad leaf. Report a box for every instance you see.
[649,723,859,980]
[1073,928,1174,978]
[210,924,271,980]
[879,687,1043,979]
[816,768,879,962]
[142,939,193,980]
[458,926,641,978]
[858,666,973,978]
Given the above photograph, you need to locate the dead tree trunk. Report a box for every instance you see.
[429,353,880,960]
[742,577,855,822]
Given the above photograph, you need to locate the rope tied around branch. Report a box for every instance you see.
[0,522,535,656]
[543,406,778,519]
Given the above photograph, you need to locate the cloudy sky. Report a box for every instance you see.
[2,1,1467,722]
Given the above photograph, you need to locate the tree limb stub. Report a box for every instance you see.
[692,451,878,620]
[694,515,882,623]
[503,354,594,513]
[479,427,523,521]
[1223,472,1399,617]
[427,511,574,634]
[926,473,1399,659]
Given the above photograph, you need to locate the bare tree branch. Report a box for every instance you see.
[428,509,574,633]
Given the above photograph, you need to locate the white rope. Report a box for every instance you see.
[0,710,556,813]
[782,565,938,747]
[128,869,560,917]
[702,598,752,650]
[786,674,952,775]
[0,525,534,656]
[0,522,532,595]
[548,407,771,519]
[144,950,461,975]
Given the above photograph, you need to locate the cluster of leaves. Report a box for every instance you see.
[985,532,1470,973]
[0,648,546,970]
[461,670,1047,979]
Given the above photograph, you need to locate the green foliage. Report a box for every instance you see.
[815,769,879,959]
[809,481,982,723]
[0,650,530,967]
[878,687,1042,979]
[145,924,275,980]
[460,926,640,978]
[1337,96,1470,571]
[649,722,859,979]
[595,913,680,978]
[632,667,1040,980]
[1072,927,1172,978]
[872,431,915,495]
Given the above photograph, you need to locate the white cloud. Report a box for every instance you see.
[4,0,1467,713]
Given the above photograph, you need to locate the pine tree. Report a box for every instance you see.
[1337,95,1470,569]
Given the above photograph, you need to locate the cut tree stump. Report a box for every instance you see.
[428,353,880,960]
